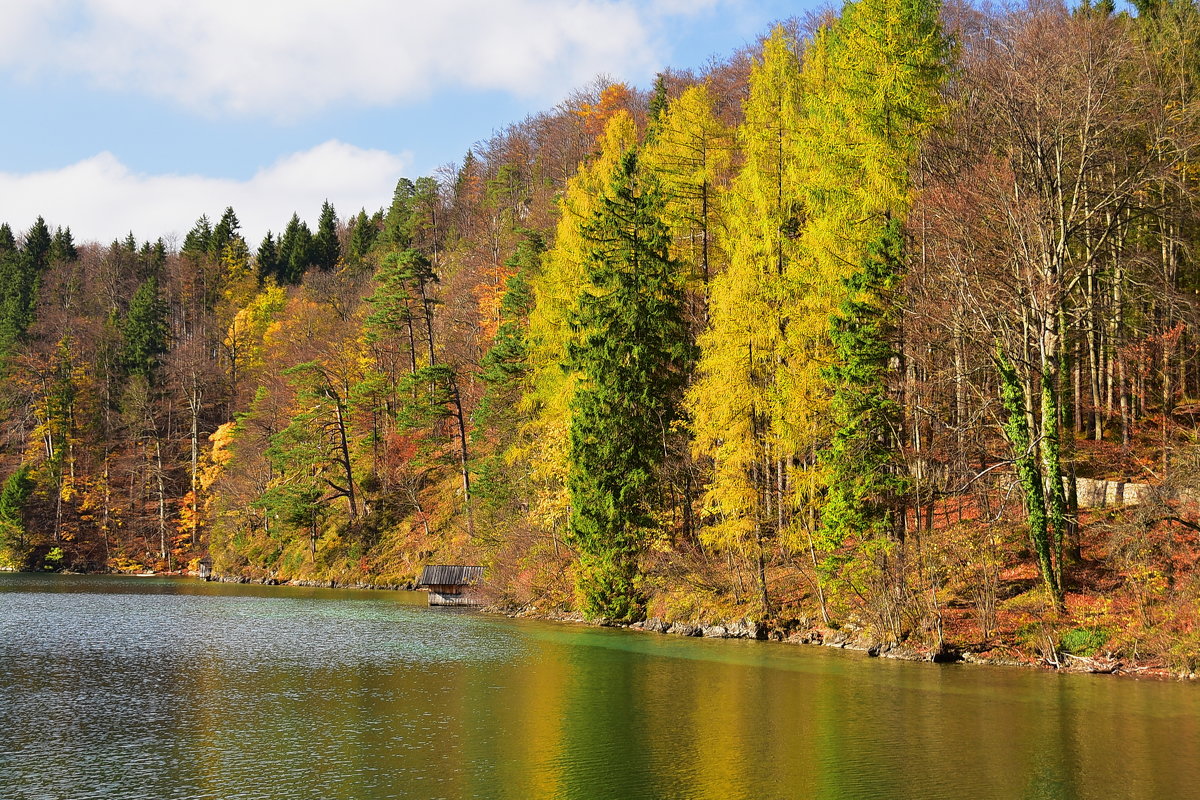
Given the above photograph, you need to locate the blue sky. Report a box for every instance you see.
[0,0,807,246]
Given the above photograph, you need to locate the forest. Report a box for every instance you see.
[2,0,1200,670]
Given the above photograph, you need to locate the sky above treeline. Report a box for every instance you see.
[0,0,806,246]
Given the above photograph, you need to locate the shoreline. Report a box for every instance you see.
[491,605,1198,683]
[23,569,1197,682]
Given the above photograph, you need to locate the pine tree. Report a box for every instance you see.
[566,150,692,621]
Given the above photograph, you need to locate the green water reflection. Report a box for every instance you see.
[1,573,1197,800]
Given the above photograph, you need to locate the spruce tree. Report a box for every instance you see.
[182,215,212,258]
[210,207,240,260]
[51,227,78,263]
[23,216,52,272]
[313,200,341,271]
[0,464,33,563]
[278,214,313,283]
[257,232,281,281]
[820,220,909,561]
[120,276,169,379]
[566,150,692,621]
[348,210,378,265]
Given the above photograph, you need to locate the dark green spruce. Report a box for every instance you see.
[566,150,692,622]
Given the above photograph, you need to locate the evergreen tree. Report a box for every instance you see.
[210,207,240,261]
[257,231,281,281]
[820,220,909,562]
[0,217,54,364]
[278,213,314,283]
[23,216,52,272]
[383,178,417,248]
[120,276,169,379]
[0,464,34,563]
[51,227,78,263]
[521,112,637,533]
[566,150,692,621]
[313,200,341,271]
[648,72,669,130]
[348,210,378,264]
[182,215,213,258]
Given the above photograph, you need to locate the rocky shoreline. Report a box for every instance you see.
[184,572,1197,681]
[202,573,416,591]
[493,605,1199,681]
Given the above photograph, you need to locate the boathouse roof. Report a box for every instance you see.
[417,565,484,588]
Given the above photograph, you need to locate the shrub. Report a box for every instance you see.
[1058,626,1110,657]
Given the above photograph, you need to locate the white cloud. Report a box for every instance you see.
[0,0,722,118]
[0,141,411,245]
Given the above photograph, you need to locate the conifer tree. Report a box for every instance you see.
[278,214,314,283]
[121,276,169,380]
[210,207,240,261]
[642,84,732,296]
[313,200,341,271]
[806,0,949,585]
[520,112,637,533]
[348,210,378,265]
[257,232,280,281]
[51,227,78,263]
[820,220,909,562]
[687,28,805,613]
[566,150,692,621]
[182,215,213,258]
[0,464,34,563]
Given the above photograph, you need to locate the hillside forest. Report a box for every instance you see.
[3,0,1200,670]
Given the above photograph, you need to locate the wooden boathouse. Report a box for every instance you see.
[416,565,484,606]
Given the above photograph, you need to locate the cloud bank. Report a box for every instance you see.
[0,0,719,118]
[0,141,410,245]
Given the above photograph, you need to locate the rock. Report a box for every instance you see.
[880,645,923,661]
[724,619,766,640]
[701,625,729,638]
[667,623,700,636]
[788,630,823,645]
[644,617,669,634]
[931,647,963,664]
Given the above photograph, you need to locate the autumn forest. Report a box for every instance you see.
[3,0,1200,670]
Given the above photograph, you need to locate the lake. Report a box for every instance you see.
[1,573,1197,800]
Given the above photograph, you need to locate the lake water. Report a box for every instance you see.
[2,573,1198,800]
